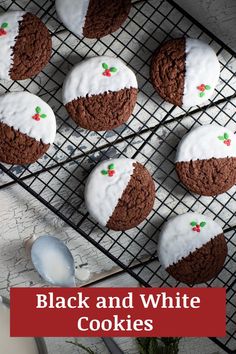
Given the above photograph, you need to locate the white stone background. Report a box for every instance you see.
[0,0,236,353]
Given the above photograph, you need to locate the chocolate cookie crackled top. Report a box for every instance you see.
[0,11,51,81]
[151,37,220,108]
[0,92,56,165]
[63,56,138,131]
[55,0,131,39]
[176,124,236,196]
[85,158,155,231]
[158,212,227,285]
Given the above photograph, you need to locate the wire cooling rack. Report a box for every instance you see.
[0,0,236,352]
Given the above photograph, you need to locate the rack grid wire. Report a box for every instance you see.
[0,0,236,352]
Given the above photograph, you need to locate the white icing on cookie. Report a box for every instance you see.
[183,38,220,108]
[63,56,138,104]
[85,158,135,227]
[176,124,236,163]
[158,212,223,269]
[0,92,56,144]
[55,0,89,38]
[0,11,26,80]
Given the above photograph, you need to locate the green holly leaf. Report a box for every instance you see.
[110,67,117,73]
[224,132,229,140]
[1,22,8,28]
[108,163,115,170]
[199,92,205,97]
[200,221,206,227]
[102,63,109,70]
[35,106,41,114]
[190,221,197,226]
[101,170,108,175]
[218,135,224,141]
[205,85,211,90]
[40,114,47,119]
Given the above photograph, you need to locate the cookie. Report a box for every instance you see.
[0,92,56,165]
[55,0,131,39]
[158,212,227,284]
[151,37,220,107]
[176,124,236,196]
[0,11,51,81]
[63,56,138,131]
[85,158,155,231]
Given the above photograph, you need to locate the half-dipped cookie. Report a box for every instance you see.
[0,92,56,165]
[0,11,51,81]
[151,37,220,108]
[85,158,155,231]
[176,124,236,196]
[55,0,131,39]
[158,212,227,284]
[63,56,138,131]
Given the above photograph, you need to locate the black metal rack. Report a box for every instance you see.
[0,0,235,352]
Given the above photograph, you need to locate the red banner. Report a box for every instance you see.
[10,288,226,337]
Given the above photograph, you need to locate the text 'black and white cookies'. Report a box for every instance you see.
[151,37,220,108]
[63,56,138,131]
[0,11,52,81]
[56,0,131,39]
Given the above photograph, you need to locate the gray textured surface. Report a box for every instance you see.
[177,0,236,51]
[0,0,235,353]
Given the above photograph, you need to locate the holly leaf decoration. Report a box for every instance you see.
[205,85,211,90]
[218,135,224,141]
[40,114,47,119]
[1,22,8,28]
[200,221,206,227]
[224,132,229,140]
[199,92,205,97]
[110,67,117,73]
[35,106,41,114]
[108,163,115,170]
[102,63,109,70]
[101,170,108,175]
[190,221,197,226]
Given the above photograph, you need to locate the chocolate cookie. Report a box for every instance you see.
[0,92,56,165]
[158,212,227,284]
[85,158,155,231]
[63,56,138,131]
[176,124,236,196]
[0,11,51,81]
[56,0,131,39]
[151,37,220,107]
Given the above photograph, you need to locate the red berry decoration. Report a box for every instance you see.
[102,63,118,77]
[32,106,47,121]
[108,170,115,177]
[224,139,231,146]
[0,22,8,36]
[101,163,116,177]
[218,133,231,146]
[32,114,40,121]
[197,83,211,97]
[191,221,206,233]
